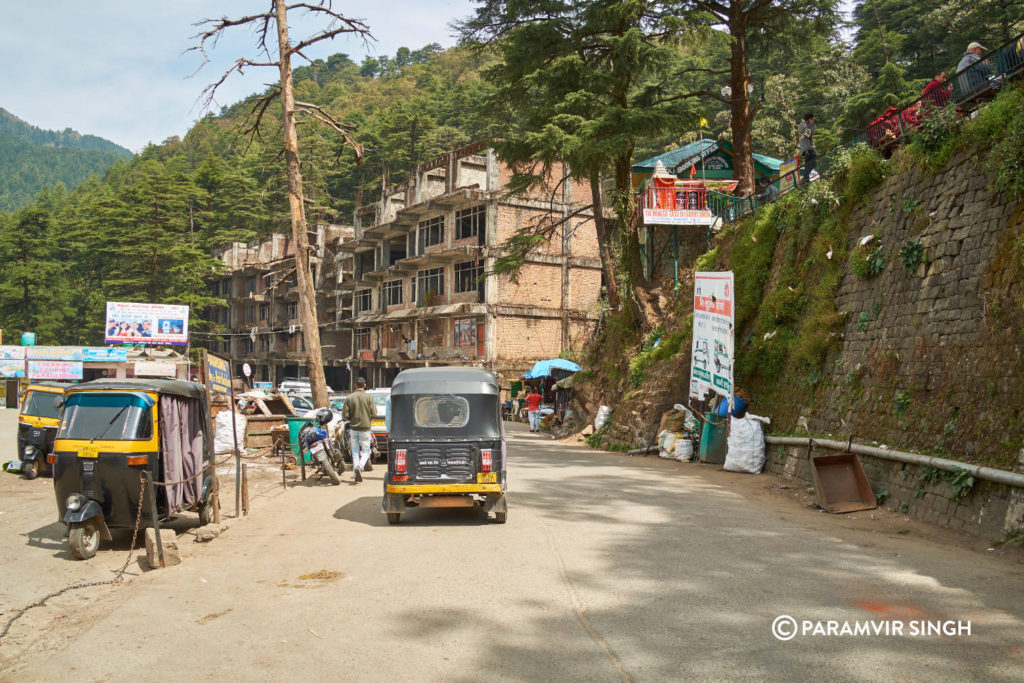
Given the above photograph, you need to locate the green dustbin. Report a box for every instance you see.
[287,415,314,464]
[699,413,728,464]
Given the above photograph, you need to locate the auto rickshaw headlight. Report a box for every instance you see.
[66,495,82,511]
[24,445,35,456]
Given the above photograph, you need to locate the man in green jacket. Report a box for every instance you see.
[342,377,376,483]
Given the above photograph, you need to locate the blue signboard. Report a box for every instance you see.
[82,347,129,362]
[206,352,232,395]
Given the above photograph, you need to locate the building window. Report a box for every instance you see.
[243,338,255,353]
[417,267,445,305]
[417,215,444,252]
[259,303,270,321]
[456,205,485,240]
[245,305,256,322]
[382,326,402,348]
[258,336,270,352]
[245,276,257,295]
[355,289,373,313]
[454,318,479,347]
[383,280,403,307]
[285,301,297,320]
[454,260,482,293]
[211,281,219,296]
[354,328,370,350]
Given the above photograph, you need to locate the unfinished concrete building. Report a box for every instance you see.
[206,226,354,388]
[332,141,603,388]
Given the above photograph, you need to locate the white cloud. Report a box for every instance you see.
[2,0,474,152]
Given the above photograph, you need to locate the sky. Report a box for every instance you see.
[1,1,475,153]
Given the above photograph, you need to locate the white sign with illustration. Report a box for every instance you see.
[104,302,190,346]
[690,271,735,403]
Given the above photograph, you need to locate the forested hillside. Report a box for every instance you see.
[1,0,1020,348]
[0,108,132,212]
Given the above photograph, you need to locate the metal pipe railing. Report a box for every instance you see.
[766,435,1024,489]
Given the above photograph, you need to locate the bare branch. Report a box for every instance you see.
[294,101,365,164]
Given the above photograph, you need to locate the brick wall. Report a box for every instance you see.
[496,263,563,307]
[568,268,602,310]
[494,315,564,361]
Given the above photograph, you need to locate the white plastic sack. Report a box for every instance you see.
[674,437,693,462]
[657,430,677,459]
[214,410,247,454]
[723,415,765,474]
[595,405,611,431]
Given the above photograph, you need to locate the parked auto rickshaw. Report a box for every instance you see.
[17,381,69,479]
[382,367,507,525]
[51,379,216,559]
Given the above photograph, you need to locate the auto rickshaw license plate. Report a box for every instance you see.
[79,445,99,459]
[476,472,497,483]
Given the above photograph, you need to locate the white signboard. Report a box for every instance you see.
[105,302,190,346]
[134,361,177,378]
[0,346,26,360]
[642,208,716,226]
[28,360,83,380]
[690,271,735,403]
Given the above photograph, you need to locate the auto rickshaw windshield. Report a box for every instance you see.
[22,390,62,419]
[414,395,470,428]
[58,392,154,441]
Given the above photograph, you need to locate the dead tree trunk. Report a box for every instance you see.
[274,0,329,408]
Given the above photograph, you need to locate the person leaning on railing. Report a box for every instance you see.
[956,41,992,97]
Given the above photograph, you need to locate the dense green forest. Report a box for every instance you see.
[0,108,132,212]
[0,0,1020,347]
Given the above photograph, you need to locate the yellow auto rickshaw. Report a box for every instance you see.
[17,381,69,480]
[52,379,216,559]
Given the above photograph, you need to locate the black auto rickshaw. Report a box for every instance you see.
[17,381,69,479]
[51,379,216,559]
[382,367,507,525]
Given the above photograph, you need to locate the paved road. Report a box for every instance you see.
[2,413,1024,681]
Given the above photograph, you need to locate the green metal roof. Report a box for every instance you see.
[631,140,716,173]
[632,139,784,178]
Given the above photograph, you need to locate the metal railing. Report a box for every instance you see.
[866,31,1024,150]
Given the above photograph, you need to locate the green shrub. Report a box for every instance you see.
[900,240,924,273]
[839,145,886,206]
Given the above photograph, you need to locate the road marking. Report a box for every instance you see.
[511,490,632,683]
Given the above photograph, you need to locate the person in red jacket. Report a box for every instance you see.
[922,71,951,109]
[525,387,544,432]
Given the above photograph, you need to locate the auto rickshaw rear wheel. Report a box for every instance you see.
[494,511,507,524]
[386,513,401,525]
[22,460,38,480]
[198,501,214,526]
[69,520,101,560]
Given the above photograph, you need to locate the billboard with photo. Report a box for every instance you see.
[104,302,189,346]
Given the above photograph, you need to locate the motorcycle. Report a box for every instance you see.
[298,408,344,485]
[336,421,378,471]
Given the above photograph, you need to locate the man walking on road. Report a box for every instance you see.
[342,377,375,483]
[525,386,543,432]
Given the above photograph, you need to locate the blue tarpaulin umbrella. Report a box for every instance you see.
[522,358,581,379]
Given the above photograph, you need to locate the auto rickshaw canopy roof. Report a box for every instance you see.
[64,378,206,400]
[25,381,74,392]
[391,367,499,396]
